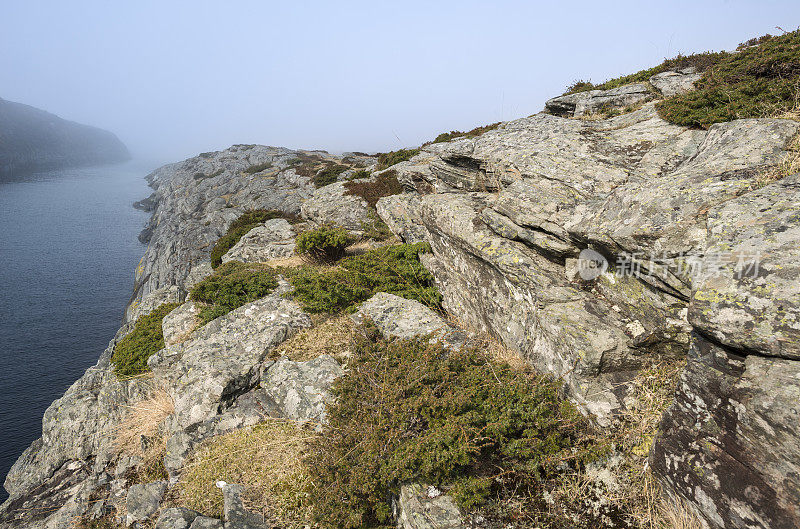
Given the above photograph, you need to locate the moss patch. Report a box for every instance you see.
[191,261,279,324]
[210,209,301,268]
[305,326,602,528]
[282,242,440,314]
[111,303,181,378]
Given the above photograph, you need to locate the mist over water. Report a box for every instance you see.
[0,161,155,500]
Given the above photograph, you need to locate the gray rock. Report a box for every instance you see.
[126,285,182,323]
[155,507,201,529]
[162,301,199,346]
[354,292,466,348]
[221,483,266,529]
[262,355,343,427]
[221,218,296,264]
[689,173,800,359]
[396,484,463,529]
[651,334,800,529]
[184,261,214,291]
[300,180,372,231]
[545,83,655,117]
[189,516,223,529]
[150,282,310,430]
[649,68,702,97]
[126,480,167,524]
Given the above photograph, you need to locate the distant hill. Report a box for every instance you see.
[0,97,129,181]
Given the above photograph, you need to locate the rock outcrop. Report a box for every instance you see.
[2,65,799,529]
[0,97,129,181]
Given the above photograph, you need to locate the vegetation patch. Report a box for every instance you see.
[429,122,501,144]
[114,388,174,484]
[376,148,420,170]
[282,242,440,314]
[305,326,602,528]
[111,302,181,378]
[347,168,372,180]
[313,163,349,188]
[243,161,273,174]
[657,31,800,127]
[191,261,279,324]
[343,169,404,209]
[210,209,301,268]
[177,419,314,527]
[295,225,353,263]
[272,314,356,362]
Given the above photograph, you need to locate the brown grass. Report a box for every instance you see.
[272,314,357,362]
[742,133,800,194]
[176,419,316,528]
[114,387,174,484]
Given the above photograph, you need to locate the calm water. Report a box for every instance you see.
[0,161,156,501]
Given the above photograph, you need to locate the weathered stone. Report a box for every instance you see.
[154,507,201,529]
[126,481,167,524]
[396,484,463,529]
[221,483,266,529]
[689,173,800,359]
[127,285,182,323]
[353,292,466,348]
[649,68,702,97]
[651,335,800,529]
[162,301,200,346]
[300,180,371,231]
[262,355,343,427]
[221,218,296,264]
[545,83,655,117]
[150,282,310,430]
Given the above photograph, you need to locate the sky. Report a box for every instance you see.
[2,0,800,164]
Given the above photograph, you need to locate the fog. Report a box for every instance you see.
[3,0,798,164]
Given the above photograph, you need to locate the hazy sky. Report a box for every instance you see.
[3,1,799,163]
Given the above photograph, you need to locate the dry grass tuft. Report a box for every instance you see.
[114,387,174,484]
[176,419,315,528]
[743,133,800,193]
[659,497,703,529]
[272,314,357,362]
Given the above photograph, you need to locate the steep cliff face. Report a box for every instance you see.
[0,98,129,180]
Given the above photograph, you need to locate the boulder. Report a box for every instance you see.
[149,281,310,430]
[544,83,655,117]
[189,517,223,529]
[262,355,343,427]
[125,481,167,524]
[221,218,297,264]
[649,68,702,97]
[396,484,463,529]
[353,292,466,348]
[300,181,371,231]
[651,335,800,529]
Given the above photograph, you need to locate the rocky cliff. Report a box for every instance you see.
[0,97,129,181]
[2,35,799,529]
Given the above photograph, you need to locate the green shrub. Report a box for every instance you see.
[282,242,441,314]
[112,302,181,378]
[313,163,349,188]
[347,169,372,180]
[429,122,502,144]
[243,162,273,174]
[191,261,279,324]
[306,327,602,528]
[376,148,420,170]
[657,31,800,127]
[294,226,352,262]
[210,209,301,268]
[343,170,404,209]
